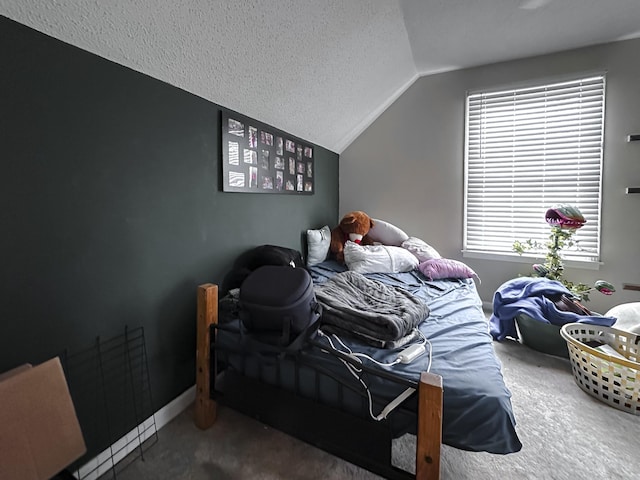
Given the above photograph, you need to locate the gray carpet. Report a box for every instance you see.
[107,340,640,479]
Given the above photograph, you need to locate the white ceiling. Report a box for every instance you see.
[2,0,640,153]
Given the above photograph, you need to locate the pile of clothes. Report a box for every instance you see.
[489,277,616,341]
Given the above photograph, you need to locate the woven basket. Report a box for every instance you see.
[560,323,640,415]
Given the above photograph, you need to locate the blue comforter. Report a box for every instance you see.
[309,261,522,454]
[489,277,616,341]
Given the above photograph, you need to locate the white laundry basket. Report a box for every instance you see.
[560,323,640,415]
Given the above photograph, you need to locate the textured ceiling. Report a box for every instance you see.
[401,0,640,74]
[2,0,640,153]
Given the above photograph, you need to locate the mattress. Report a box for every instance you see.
[215,260,522,454]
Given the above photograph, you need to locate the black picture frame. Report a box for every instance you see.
[221,110,314,194]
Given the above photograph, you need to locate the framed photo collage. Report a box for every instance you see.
[221,110,314,194]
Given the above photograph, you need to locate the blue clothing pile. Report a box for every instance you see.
[489,277,616,341]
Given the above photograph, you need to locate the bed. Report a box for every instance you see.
[195,256,522,479]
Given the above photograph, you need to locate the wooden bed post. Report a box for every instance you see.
[416,371,443,480]
[195,283,218,429]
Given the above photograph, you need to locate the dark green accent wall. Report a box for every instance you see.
[0,16,338,410]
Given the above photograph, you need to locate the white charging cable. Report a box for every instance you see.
[317,329,434,421]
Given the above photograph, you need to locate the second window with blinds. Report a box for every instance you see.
[463,75,606,264]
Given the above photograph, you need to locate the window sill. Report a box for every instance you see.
[461,250,602,271]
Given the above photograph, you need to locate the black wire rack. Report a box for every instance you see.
[60,326,157,479]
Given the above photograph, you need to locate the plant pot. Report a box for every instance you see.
[515,314,569,358]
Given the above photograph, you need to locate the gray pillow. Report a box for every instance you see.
[367,219,409,246]
[306,225,331,266]
[402,237,441,262]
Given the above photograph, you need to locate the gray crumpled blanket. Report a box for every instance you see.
[314,271,429,348]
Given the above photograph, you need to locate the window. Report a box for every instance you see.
[463,75,605,263]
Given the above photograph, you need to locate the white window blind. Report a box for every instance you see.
[464,75,605,262]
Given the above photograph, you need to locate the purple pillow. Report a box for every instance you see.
[418,258,478,281]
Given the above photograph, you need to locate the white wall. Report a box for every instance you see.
[340,37,640,314]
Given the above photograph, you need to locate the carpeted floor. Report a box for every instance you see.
[106,340,640,480]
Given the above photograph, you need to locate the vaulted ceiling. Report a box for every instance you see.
[2,0,640,153]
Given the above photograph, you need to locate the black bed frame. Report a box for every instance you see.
[195,283,443,479]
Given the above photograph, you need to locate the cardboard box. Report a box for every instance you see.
[0,357,86,480]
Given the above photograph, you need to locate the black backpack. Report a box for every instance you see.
[221,245,305,294]
[239,265,322,349]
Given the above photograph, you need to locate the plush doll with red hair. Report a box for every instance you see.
[330,211,375,263]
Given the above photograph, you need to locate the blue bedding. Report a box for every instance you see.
[308,261,522,454]
[217,260,522,454]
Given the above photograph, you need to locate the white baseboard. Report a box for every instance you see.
[74,385,196,479]
[154,385,196,430]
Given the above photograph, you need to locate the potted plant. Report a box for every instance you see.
[512,204,615,302]
[511,204,615,357]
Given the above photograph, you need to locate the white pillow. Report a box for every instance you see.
[401,237,442,262]
[605,303,640,334]
[343,241,419,274]
[306,225,331,266]
[366,219,409,246]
